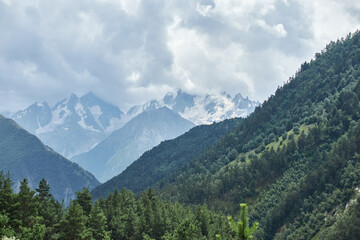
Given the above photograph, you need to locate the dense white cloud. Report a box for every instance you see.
[0,0,359,112]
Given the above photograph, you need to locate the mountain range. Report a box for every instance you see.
[127,90,259,125]
[10,90,258,167]
[0,114,99,204]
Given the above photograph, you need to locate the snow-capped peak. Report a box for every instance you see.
[11,92,125,158]
[132,90,259,125]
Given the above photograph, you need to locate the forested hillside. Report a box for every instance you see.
[92,118,242,198]
[92,32,360,239]
[152,32,360,239]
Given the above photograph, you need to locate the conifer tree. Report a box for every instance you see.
[75,187,92,216]
[217,203,259,240]
[88,202,110,240]
[36,178,51,201]
[172,217,202,240]
[0,172,15,217]
[195,205,210,237]
[36,179,62,239]
[109,188,137,240]
[15,179,38,229]
[60,201,92,240]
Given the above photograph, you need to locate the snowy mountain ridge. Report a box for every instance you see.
[128,90,259,125]
[10,90,258,158]
[11,93,125,158]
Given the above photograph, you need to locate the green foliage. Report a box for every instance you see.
[15,179,38,229]
[59,201,92,240]
[317,195,360,240]
[0,213,15,238]
[171,218,202,240]
[36,178,50,201]
[88,202,110,240]
[19,217,46,240]
[75,187,92,216]
[217,204,258,240]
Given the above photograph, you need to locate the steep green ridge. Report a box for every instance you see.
[148,32,360,239]
[0,115,100,204]
[91,118,242,198]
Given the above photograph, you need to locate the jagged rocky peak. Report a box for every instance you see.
[221,91,232,99]
[62,93,80,107]
[143,100,161,112]
[10,92,125,158]
[133,89,259,125]
[163,92,176,105]
[171,90,196,113]
[12,101,52,133]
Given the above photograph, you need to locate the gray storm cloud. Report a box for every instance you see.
[0,0,359,112]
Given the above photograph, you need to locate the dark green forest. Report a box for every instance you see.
[0,174,240,239]
[93,32,360,239]
[154,32,360,239]
[2,31,360,239]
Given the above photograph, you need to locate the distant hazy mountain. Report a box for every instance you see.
[91,118,242,198]
[0,114,99,204]
[0,111,12,118]
[127,90,259,125]
[72,107,195,182]
[11,92,125,158]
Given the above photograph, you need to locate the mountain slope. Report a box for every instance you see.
[72,107,195,182]
[12,92,124,158]
[0,114,100,204]
[89,32,360,239]
[149,32,360,239]
[91,117,242,198]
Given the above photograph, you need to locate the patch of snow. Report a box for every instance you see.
[105,117,127,133]
[89,105,102,121]
[75,103,100,132]
[36,106,70,134]
[180,93,238,125]
[126,105,143,118]
[77,115,100,132]
[36,102,44,107]
[75,103,86,117]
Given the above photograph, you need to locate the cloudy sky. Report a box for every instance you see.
[1,0,360,112]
